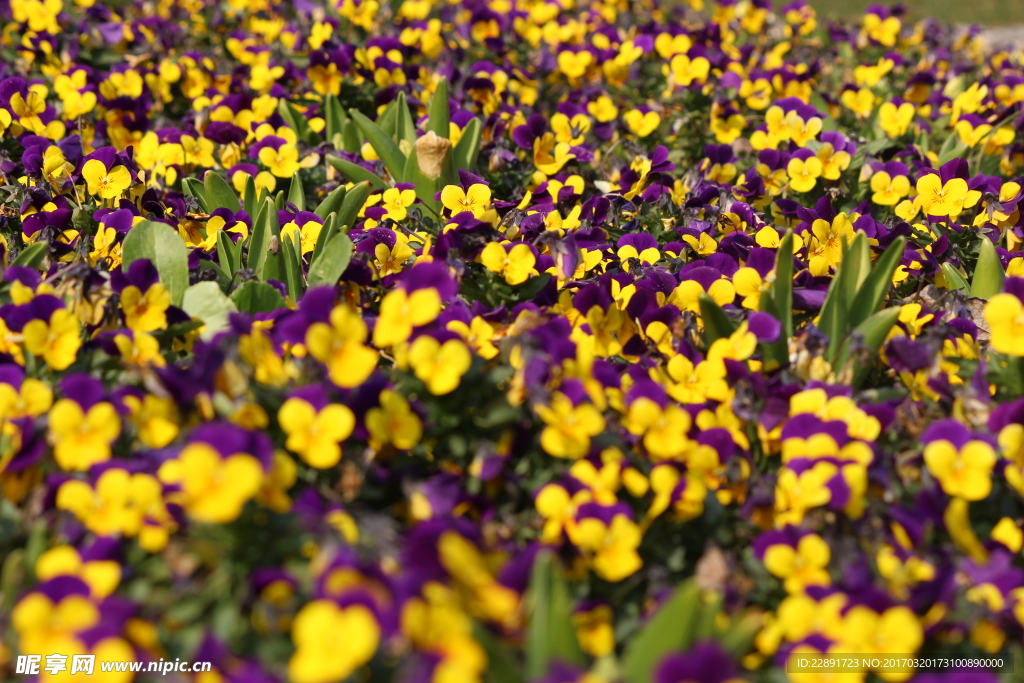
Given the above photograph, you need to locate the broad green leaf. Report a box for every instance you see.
[216,230,241,277]
[848,236,907,328]
[182,178,209,213]
[204,171,241,213]
[337,181,373,232]
[326,155,388,190]
[12,242,49,268]
[454,117,482,172]
[280,232,304,300]
[350,109,407,182]
[121,219,190,306]
[287,171,306,211]
[428,77,450,137]
[524,552,585,680]
[620,580,701,683]
[698,293,737,347]
[230,280,286,314]
[182,281,237,340]
[970,237,1005,299]
[315,185,347,220]
[818,238,858,359]
[307,233,353,287]
[940,262,970,291]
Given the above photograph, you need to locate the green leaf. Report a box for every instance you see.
[121,219,190,306]
[182,281,237,340]
[243,174,258,218]
[847,307,903,387]
[315,185,347,220]
[402,143,444,214]
[182,178,209,213]
[246,198,280,278]
[524,552,585,680]
[350,109,407,182]
[940,262,970,292]
[818,240,858,359]
[475,623,525,683]
[842,233,871,303]
[280,231,305,300]
[719,611,764,658]
[326,155,388,190]
[769,231,794,339]
[428,77,450,138]
[324,93,348,141]
[216,230,241,277]
[12,241,49,268]
[342,119,361,154]
[848,236,907,328]
[698,293,737,347]
[278,99,317,145]
[453,117,482,172]
[620,580,702,683]
[230,280,286,314]
[970,237,1005,299]
[395,91,416,147]
[312,214,338,262]
[938,134,968,165]
[337,181,372,232]
[204,171,241,213]
[287,170,306,211]
[307,233,353,288]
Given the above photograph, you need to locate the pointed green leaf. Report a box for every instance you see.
[342,119,361,154]
[767,230,794,338]
[337,181,372,232]
[719,611,764,658]
[848,306,903,387]
[204,172,241,213]
[182,281,237,340]
[326,155,388,190]
[315,185,347,220]
[243,174,258,217]
[698,293,737,347]
[848,236,907,328]
[843,232,871,302]
[453,117,482,172]
[216,230,241,276]
[230,280,286,314]
[524,552,585,680]
[12,242,49,269]
[475,623,525,683]
[312,214,338,261]
[307,233,353,288]
[246,197,280,277]
[350,109,407,181]
[402,144,443,214]
[941,262,970,292]
[376,98,399,139]
[428,77,450,138]
[280,232,304,301]
[970,237,1005,299]
[278,99,317,145]
[621,580,702,683]
[182,178,209,213]
[324,93,348,141]
[121,220,190,306]
[395,91,416,147]
[287,171,306,211]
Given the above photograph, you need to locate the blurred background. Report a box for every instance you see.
[806,0,1024,25]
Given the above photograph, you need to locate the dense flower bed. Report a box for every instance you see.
[1,0,1024,681]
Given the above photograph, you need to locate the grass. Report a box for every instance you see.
[807,0,1024,26]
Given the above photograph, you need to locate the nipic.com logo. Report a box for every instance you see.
[15,654,214,676]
